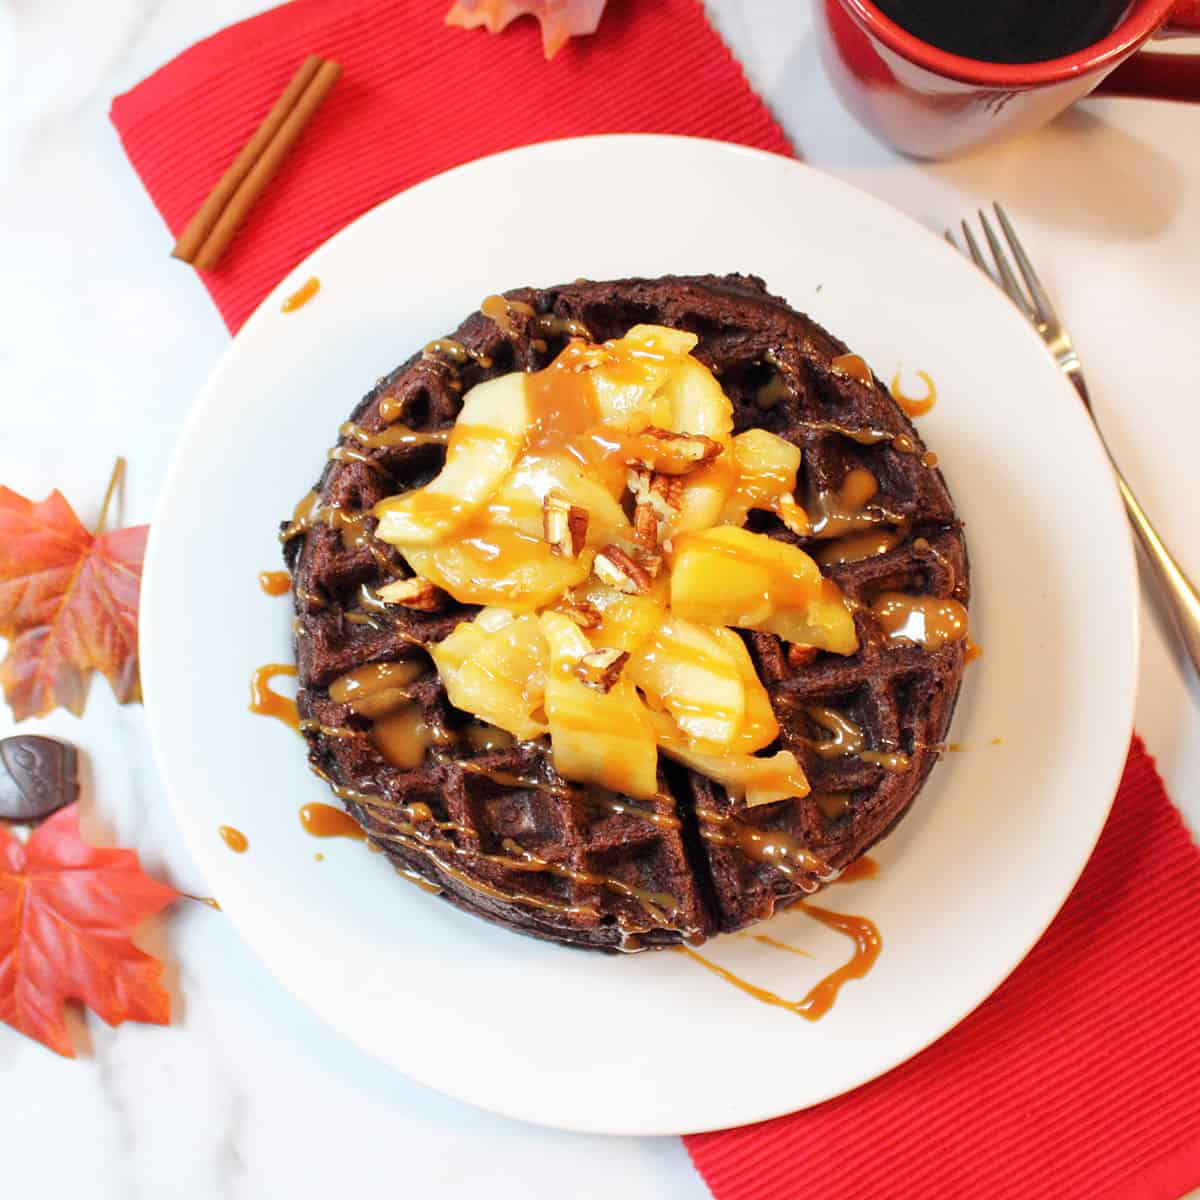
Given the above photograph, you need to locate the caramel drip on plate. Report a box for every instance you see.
[872,592,969,649]
[890,369,937,417]
[743,933,813,957]
[676,902,881,1022]
[965,637,983,664]
[831,854,879,885]
[258,569,290,596]
[219,825,248,853]
[281,276,320,312]
[249,663,299,731]
[299,802,365,840]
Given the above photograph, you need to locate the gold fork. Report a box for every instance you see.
[948,203,1200,679]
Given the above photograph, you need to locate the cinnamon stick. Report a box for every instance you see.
[175,56,342,272]
[172,55,323,264]
[193,58,342,271]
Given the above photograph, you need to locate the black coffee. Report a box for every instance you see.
[872,0,1130,63]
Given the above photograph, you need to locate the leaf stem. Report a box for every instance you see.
[96,457,126,535]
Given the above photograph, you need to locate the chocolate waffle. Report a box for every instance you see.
[283,274,968,952]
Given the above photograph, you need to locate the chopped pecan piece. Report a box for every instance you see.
[593,544,653,595]
[575,648,630,693]
[375,575,447,612]
[542,491,589,558]
[559,599,603,630]
[775,493,812,537]
[627,427,723,475]
[786,644,819,670]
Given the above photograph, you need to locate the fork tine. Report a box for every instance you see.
[959,221,989,275]
[993,203,1059,325]
[979,208,1035,317]
[943,229,957,249]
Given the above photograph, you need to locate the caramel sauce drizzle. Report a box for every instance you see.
[249,663,299,731]
[480,293,536,336]
[423,338,492,369]
[676,902,881,1021]
[805,707,911,774]
[181,892,222,910]
[219,825,248,853]
[371,704,432,768]
[830,353,873,385]
[815,529,902,566]
[808,468,903,539]
[299,802,365,841]
[281,276,320,312]
[327,443,396,479]
[813,791,851,819]
[890,369,937,418]
[305,762,691,935]
[258,569,290,596]
[697,806,828,881]
[340,420,449,450]
[965,638,983,664]
[872,593,969,650]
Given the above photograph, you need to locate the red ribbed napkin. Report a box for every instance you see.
[111,6,1200,1198]
[688,738,1200,1200]
[109,0,791,332]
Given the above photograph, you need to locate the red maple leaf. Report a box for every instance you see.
[445,0,608,58]
[0,462,147,720]
[0,805,178,1056]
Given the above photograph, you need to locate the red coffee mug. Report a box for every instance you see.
[815,0,1200,158]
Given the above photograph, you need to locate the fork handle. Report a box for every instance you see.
[1112,468,1200,679]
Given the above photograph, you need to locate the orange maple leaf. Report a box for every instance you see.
[0,466,147,720]
[446,0,608,58]
[0,805,178,1056]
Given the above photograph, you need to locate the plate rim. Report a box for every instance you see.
[140,133,1139,1135]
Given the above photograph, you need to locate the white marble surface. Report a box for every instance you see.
[0,2,1197,1197]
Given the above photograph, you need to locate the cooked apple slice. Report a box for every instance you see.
[719,429,802,528]
[627,617,745,747]
[670,525,858,654]
[491,451,630,546]
[402,529,591,612]
[709,626,779,753]
[540,611,659,798]
[374,372,528,546]
[564,580,667,653]
[646,708,809,807]
[587,325,696,433]
[430,610,549,740]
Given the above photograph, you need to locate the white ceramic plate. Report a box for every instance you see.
[142,135,1137,1135]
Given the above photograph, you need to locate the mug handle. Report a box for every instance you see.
[1095,1,1200,101]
